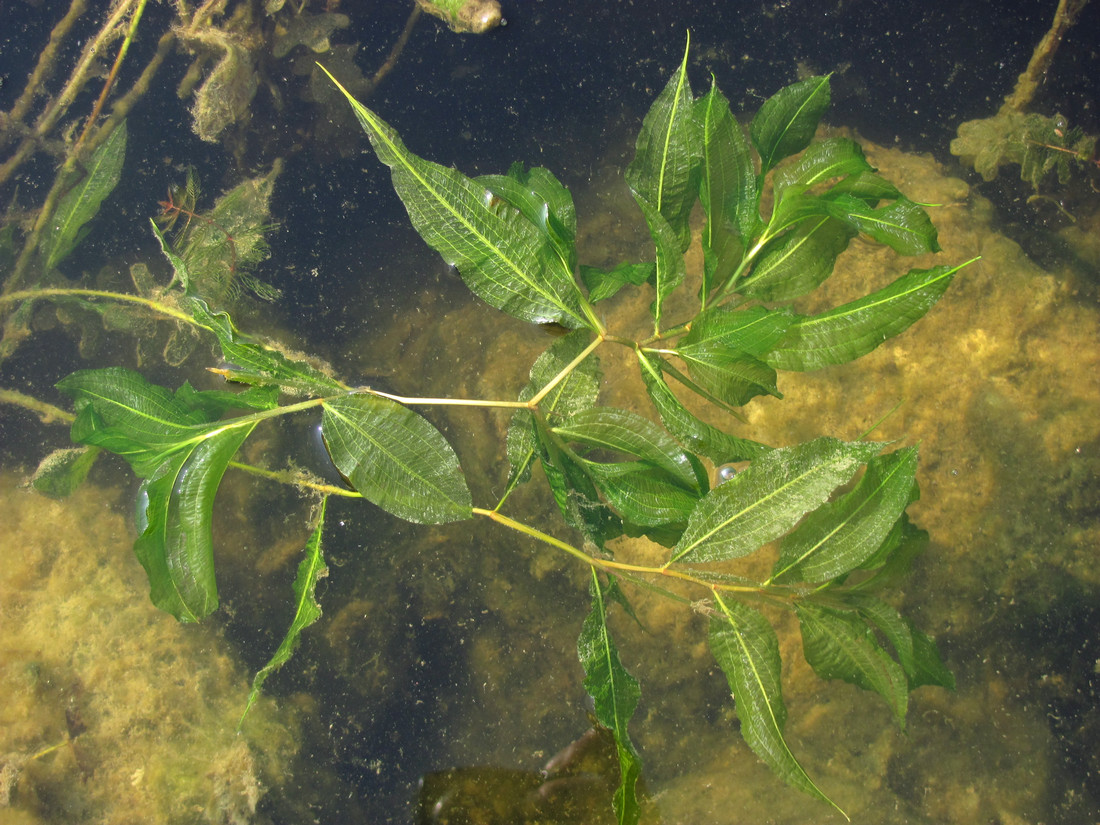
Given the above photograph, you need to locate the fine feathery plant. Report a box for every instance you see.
[31,38,970,822]
[951,108,1098,198]
[948,0,1097,211]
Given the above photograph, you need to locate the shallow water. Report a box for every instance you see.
[2,2,1099,823]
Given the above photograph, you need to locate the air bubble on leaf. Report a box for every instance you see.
[716,463,738,484]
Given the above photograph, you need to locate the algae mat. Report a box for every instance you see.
[0,476,299,825]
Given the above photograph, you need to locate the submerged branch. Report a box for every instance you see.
[0,389,75,425]
[1000,0,1090,114]
[2,0,88,135]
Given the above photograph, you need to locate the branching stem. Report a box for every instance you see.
[528,333,604,406]
[474,507,772,597]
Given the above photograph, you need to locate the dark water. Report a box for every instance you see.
[7,0,1097,345]
[267,0,1099,343]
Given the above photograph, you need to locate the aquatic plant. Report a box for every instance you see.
[8,37,969,822]
[415,0,504,33]
[0,0,491,364]
[951,0,1098,207]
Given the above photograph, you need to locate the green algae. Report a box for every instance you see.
[0,475,300,824]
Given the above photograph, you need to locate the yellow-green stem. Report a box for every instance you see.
[227,460,362,497]
[362,387,529,410]
[527,333,604,406]
[0,288,204,329]
[476,507,769,597]
[473,507,597,566]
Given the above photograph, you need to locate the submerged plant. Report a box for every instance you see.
[0,0,479,365]
[22,38,969,822]
[950,0,1098,207]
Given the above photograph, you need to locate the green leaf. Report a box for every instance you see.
[839,582,953,692]
[478,162,578,276]
[695,80,756,297]
[750,76,831,175]
[637,351,768,465]
[826,171,903,203]
[655,357,751,419]
[709,595,842,814]
[680,304,793,357]
[773,137,872,197]
[823,194,940,255]
[771,447,919,583]
[504,408,540,490]
[634,193,687,333]
[504,410,539,490]
[553,406,700,492]
[535,415,622,548]
[582,460,698,527]
[846,593,916,677]
[672,437,880,564]
[57,366,266,621]
[796,603,909,727]
[44,121,127,270]
[673,341,781,407]
[30,446,101,498]
[816,584,952,691]
[850,514,929,589]
[241,496,330,725]
[578,570,643,825]
[175,381,278,416]
[738,217,855,302]
[59,367,217,475]
[579,261,654,304]
[322,67,590,330]
[765,262,965,371]
[189,298,348,396]
[134,422,255,621]
[908,625,955,690]
[321,394,471,524]
[57,370,262,621]
[57,367,268,452]
[664,305,792,413]
[505,330,602,488]
[763,185,835,235]
[626,35,699,252]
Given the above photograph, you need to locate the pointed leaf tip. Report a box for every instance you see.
[751,76,831,175]
[710,596,847,816]
[322,66,591,330]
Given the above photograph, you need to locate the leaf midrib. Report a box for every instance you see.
[356,103,585,328]
[674,457,841,563]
